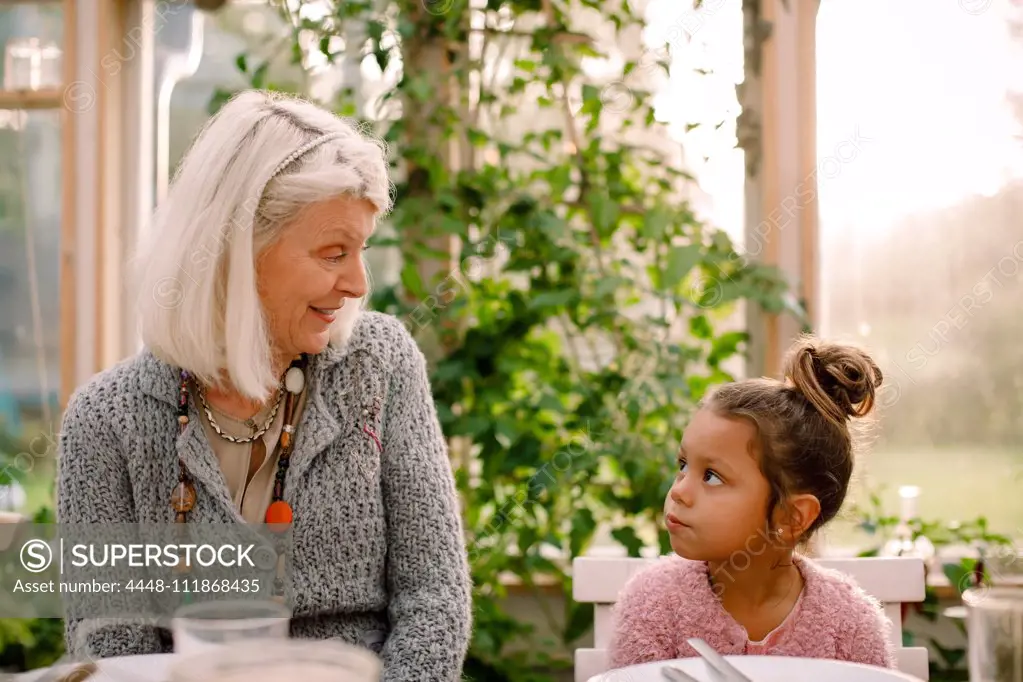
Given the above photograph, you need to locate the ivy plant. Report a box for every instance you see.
[852,489,1017,682]
[216,0,795,678]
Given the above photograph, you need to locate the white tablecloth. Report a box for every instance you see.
[10,654,176,682]
[13,653,927,682]
[588,655,925,682]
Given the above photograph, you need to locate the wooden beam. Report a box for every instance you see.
[0,89,63,109]
[94,0,109,374]
[59,0,78,410]
[741,0,819,378]
[94,0,129,374]
[760,0,781,377]
[796,0,819,330]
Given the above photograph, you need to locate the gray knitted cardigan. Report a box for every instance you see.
[55,311,473,681]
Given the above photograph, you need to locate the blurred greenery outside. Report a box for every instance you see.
[7,447,1021,545]
[105,1,1023,542]
[161,0,1021,547]
[0,0,1021,593]
[3,0,1022,524]
[1,0,1023,678]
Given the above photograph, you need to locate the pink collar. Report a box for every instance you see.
[666,554,844,657]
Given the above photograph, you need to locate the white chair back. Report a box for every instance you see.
[571,555,930,682]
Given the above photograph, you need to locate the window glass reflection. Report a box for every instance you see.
[0,3,63,91]
[0,108,62,513]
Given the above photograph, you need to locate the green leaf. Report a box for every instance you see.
[611,526,644,557]
[569,508,597,557]
[528,290,579,309]
[657,529,674,555]
[665,244,702,287]
[235,53,248,73]
[593,276,624,299]
[708,331,747,366]
[689,315,713,340]
[250,62,269,89]
[536,393,565,413]
[576,44,604,59]
[406,75,434,102]
[646,263,662,291]
[467,128,490,147]
[563,601,594,644]
[367,19,385,43]
[460,415,492,438]
[400,263,427,300]
[943,561,974,595]
[928,636,967,668]
[206,88,235,115]
[641,208,670,240]
[502,436,543,473]
[494,418,521,448]
[587,192,619,233]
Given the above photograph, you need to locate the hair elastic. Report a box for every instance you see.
[269,131,345,179]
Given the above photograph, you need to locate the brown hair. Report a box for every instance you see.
[702,334,883,539]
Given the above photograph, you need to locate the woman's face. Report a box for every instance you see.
[256,195,375,363]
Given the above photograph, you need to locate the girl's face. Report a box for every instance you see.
[663,408,776,562]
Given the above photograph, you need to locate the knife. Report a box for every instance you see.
[661,665,703,682]
[686,638,753,682]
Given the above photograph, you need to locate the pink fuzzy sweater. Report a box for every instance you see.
[607,554,895,670]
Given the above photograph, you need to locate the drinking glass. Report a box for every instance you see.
[171,599,291,655]
[168,638,382,682]
[964,587,1023,682]
[0,511,25,551]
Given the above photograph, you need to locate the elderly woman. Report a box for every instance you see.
[55,91,472,680]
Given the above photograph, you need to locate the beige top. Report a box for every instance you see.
[192,384,308,524]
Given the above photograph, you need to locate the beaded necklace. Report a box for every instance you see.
[170,354,309,601]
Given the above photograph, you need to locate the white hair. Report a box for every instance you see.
[133,90,393,401]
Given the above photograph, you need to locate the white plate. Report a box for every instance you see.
[589,656,924,682]
[13,654,176,682]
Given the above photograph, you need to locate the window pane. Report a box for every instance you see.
[0,107,62,508]
[642,0,747,379]
[816,0,1023,536]
[0,3,63,91]
[156,2,303,184]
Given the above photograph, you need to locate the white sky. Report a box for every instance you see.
[815,0,1023,233]
[642,0,1023,241]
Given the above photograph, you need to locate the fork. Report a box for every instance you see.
[660,665,702,682]
[686,638,753,682]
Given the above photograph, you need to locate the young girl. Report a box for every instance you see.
[607,336,895,670]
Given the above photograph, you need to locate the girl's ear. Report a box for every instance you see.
[773,495,822,541]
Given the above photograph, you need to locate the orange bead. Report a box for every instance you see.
[170,482,196,513]
[265,500,293,526]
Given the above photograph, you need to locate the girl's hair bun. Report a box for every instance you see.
[782,335,883,426]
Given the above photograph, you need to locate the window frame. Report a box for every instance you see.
[0,0,78,410]
[757,0,1023,561]
[741,0,820,378]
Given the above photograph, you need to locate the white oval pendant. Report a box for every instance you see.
[285,366,305,394]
